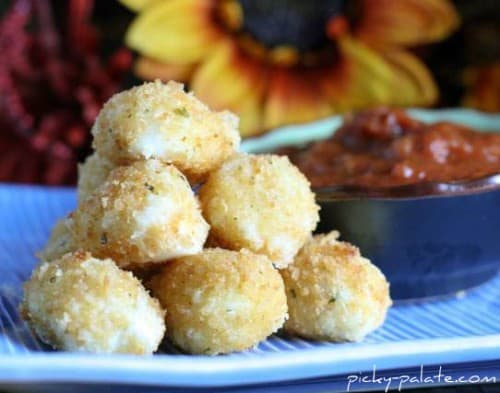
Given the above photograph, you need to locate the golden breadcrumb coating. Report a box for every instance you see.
[37,216,75,262]
[281,232,392,342]
[199,153,320,268]
[72,160,209,268]
[91,80,240,183]
[21,251,166,354]
[77,153,115,202]
[150,248,288,355]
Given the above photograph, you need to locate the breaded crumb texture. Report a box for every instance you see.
[91,80,240,182]
[21,251,165,354]
[77,153,115,202]
[37,216,75,262]
[281,232,392,342]
[199,153,320,268]
[72,160,209,267]
[150,248,288,355]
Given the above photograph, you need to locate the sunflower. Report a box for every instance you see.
[121,0,459,136]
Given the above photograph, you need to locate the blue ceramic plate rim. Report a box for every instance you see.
[0,335,499,386]
[241,108,500,154]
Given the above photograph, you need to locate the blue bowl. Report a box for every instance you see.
[243,109,500,299]
[314,176,500,299]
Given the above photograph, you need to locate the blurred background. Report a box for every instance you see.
[0,0,498,186]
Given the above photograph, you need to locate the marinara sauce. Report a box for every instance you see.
[278,108,500,188]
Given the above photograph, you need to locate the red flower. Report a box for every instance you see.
[0,0,131,185]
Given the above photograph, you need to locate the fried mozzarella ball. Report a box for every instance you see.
[21,251,166,354]
[72,160,209,268]
[281,232,392,342]
[199,154,320,268]
[91,80,240,182]
[77,153,114,202]
[150,248,288,355]
[37,216,75,262]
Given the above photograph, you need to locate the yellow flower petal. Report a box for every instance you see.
[126,0,223,64]
[379,48,438,106]
[262,68,333,131]
[134,56,195,82]
[119,0,161,12]
[234,97,265,138]
[191,41,267,137]
[336,37,438,109]
[337,37,402,108]
[355,0,460,46]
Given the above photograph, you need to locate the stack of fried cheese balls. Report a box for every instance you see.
[21,79,391,357]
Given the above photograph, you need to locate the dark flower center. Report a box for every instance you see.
[239,0,347,51]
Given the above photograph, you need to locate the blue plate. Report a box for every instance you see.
[0,181,499,390]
